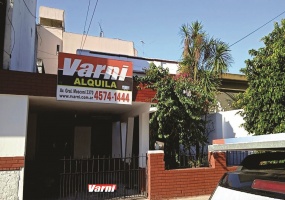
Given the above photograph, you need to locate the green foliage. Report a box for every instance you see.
[180,21,233,81]
[135,22,232,166]
[135,64,218,158]
[235,19,285,135]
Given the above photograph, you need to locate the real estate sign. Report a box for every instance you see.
[57,53,133,104]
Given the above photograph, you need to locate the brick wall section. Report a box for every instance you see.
[0,70,57,97]
[0,156,25,171]
[0,70,156,102]
[147,151,237,200]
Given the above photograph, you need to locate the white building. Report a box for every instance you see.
[2,0,37,72]
[37,6,138,74]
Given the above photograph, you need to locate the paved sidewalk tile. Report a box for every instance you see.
[134,195,210,200]
[166,195,210,200]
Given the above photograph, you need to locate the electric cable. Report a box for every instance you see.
[23,0,36,18]
[230,10,285,47]
[4,50,10,57]
[6,6,15,56]
[80,0,91,51]
[81,0,99,50]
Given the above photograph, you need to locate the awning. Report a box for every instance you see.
[208,133,285,152]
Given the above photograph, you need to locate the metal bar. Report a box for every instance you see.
[59,154,148,199]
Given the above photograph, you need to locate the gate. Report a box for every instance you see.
[60,155,147,199]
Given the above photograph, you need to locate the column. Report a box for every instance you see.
[139,112,149,167]
[0,94,28,200]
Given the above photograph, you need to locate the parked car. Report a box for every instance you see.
[210,152,285,200]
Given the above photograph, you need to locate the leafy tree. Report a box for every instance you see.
[235,19,285,135]
[135,22,232,167]
[135,64,215,167]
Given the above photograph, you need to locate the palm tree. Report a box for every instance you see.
[210,40,233,75]
[180,21,232,80]
[180,21,205,81]
[179,21,233,160]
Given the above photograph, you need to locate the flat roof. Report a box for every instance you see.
[208,133,285,152]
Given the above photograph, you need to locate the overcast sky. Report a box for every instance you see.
[37,0,285,74]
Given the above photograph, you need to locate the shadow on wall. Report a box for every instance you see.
[223,117,235,138]
[207,110,248,144]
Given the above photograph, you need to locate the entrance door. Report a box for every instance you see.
[91,118,112,156]
[24,113,74,199]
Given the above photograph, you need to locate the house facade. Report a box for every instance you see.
[0,3,249,200]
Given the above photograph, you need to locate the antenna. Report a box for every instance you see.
[98,22,104,37]
[140,40,145,56]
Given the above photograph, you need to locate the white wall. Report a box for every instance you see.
[37,25,63,74]
[139,112,149,168]
[63,32,136,56]
[207,109,249,144]
[39,6,64,22]
[37,30,137,75]
[0,95,29,157]
[4,0,37,72]
[3,0,12,69]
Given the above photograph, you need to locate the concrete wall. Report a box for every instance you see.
[207,109,249,145]
[36,6,137,75]
[0,95,29,156]
[0,170,20,200]
[39,6,64,22]
[0,95,28,200]
[37,30,137,75]
[63,32,136,56]
[37,25,63,74]
[4,0,37,72]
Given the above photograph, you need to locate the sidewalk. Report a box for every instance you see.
[134,195,210,200]
[169,195,210,200]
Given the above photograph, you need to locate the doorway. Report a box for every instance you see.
[23,112,113,199]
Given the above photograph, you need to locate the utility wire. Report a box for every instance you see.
[23,0,36,18]
[230,10,285,47]
[80,0,91,51]
[81,0,99,51]
[4,50,10,57]
[6,6,15,56]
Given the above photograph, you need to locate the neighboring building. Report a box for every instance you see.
[0,1,37,200]
[37,6,137,74]
[2,0,37,72]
